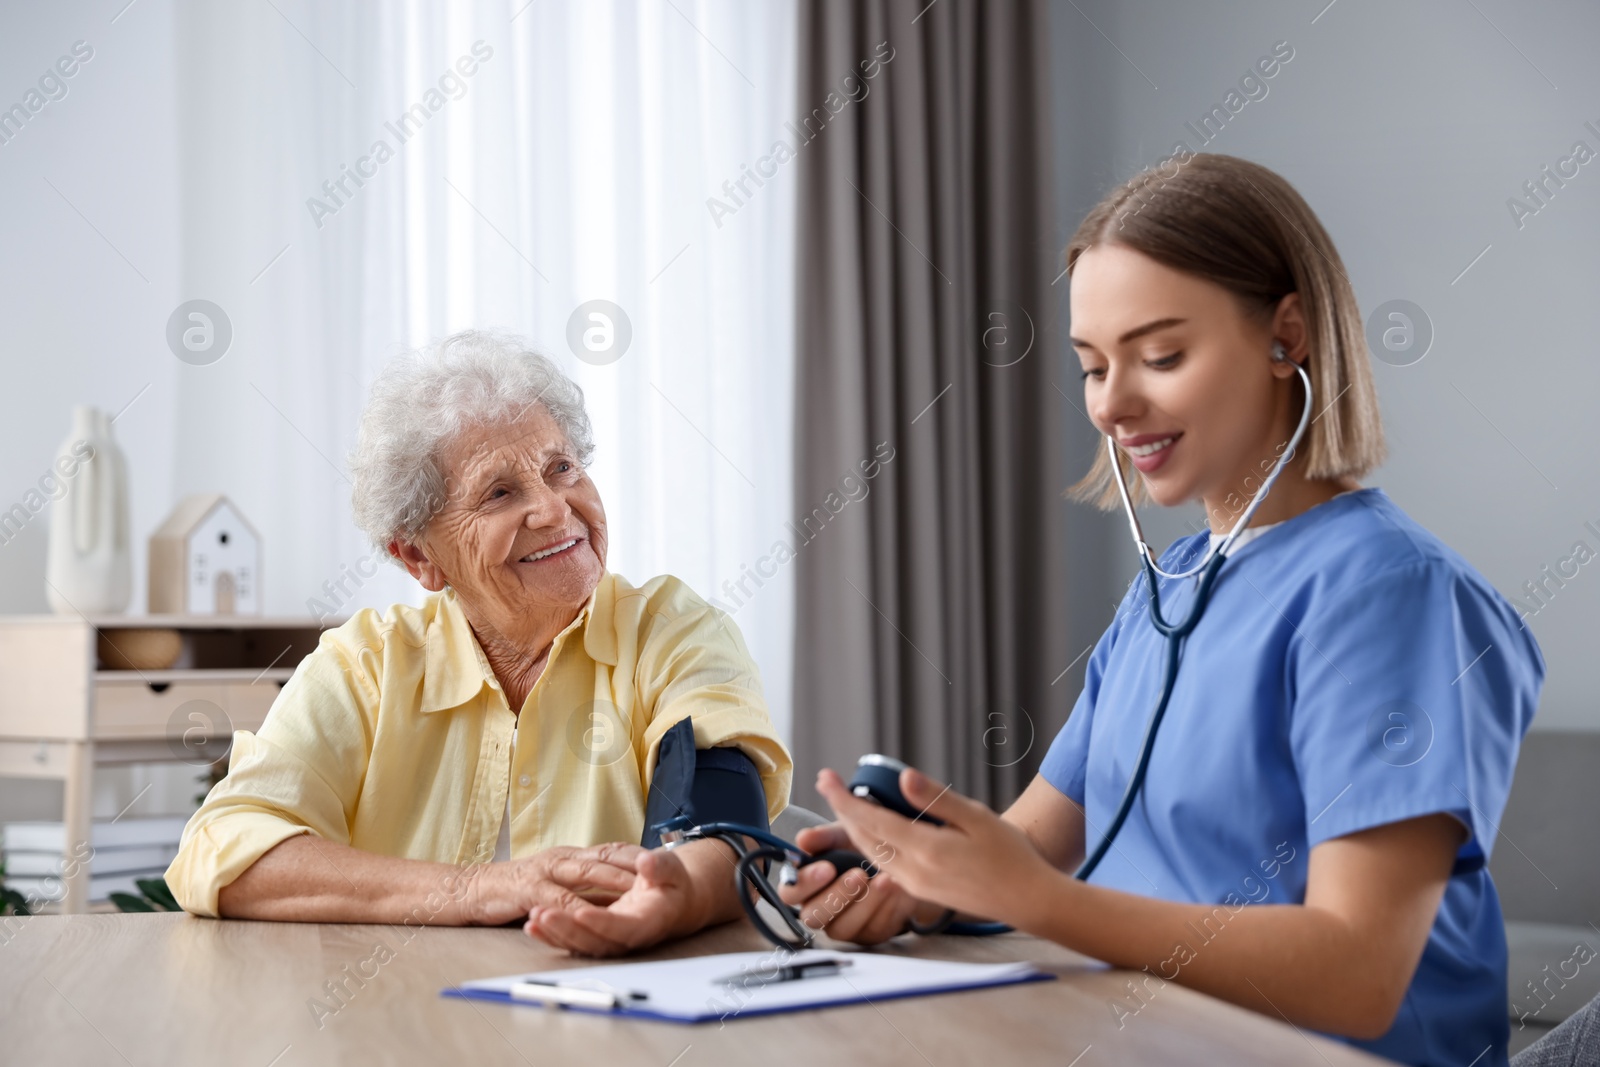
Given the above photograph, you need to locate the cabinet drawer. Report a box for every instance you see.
[93,680,280,741]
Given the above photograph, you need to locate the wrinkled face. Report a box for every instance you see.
[1069,243,1289,509]
[412,407,607,630]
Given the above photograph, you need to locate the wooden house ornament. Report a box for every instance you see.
[148,493,261,614]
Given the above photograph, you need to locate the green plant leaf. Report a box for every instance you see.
[134,878,180,911]
[1,887,31,917]
[110,892,157,913]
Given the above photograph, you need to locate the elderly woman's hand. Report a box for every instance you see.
[521,841,729,956]
[469,844,642,927]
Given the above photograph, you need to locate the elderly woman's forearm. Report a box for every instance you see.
[216,835,488,925]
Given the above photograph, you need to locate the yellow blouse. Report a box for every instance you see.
[166,572,792,917]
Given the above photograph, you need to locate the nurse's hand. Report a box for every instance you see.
[814,765,1053,928]
[777,823,946,944]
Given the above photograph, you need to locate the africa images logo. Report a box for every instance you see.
[304,41,494,230]
[704,42,895,229]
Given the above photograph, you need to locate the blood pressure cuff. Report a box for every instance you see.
[640,717,769,848]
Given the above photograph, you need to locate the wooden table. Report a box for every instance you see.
[1,913,1393,1065]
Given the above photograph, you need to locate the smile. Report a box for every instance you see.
[1125,437,1176,457]
[1119,432,1182,474]
[518,537,581,563]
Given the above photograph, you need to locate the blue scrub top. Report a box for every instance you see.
[1039,487,1544,1067]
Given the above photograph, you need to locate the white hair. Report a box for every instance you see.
[350,329,595,557]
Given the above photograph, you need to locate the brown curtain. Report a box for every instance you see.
[791,0,1071,811]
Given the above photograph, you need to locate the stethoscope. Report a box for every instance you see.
[654,817,851,949]
[1078,341,1313,879]
[655,345,1313,945]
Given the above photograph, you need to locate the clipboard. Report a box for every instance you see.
[441,948,1054,1024]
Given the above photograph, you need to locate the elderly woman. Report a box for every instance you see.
[166,330,792,956]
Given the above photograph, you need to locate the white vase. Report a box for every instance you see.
[46,406,132,615]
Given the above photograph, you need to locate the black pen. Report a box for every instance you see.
[715,957,855,988]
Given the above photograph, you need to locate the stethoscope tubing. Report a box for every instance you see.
[1109,358,1314,581]
[1077,353,1314,881]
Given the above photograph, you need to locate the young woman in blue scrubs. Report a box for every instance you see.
[780,153,1543,1067]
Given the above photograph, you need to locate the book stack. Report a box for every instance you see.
[2,816,189,906]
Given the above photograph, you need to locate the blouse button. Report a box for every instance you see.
[518,774,532,788]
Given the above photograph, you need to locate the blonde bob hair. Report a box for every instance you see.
[1064,152,1385,510]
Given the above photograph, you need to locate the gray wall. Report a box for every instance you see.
[1048,0,1600,732]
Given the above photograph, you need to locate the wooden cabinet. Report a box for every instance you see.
[0,613,340,913]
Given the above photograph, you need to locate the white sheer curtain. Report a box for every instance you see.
[171,0,797,737]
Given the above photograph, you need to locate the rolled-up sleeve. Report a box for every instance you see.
[634,600,792,822]
[165,641,376,917]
